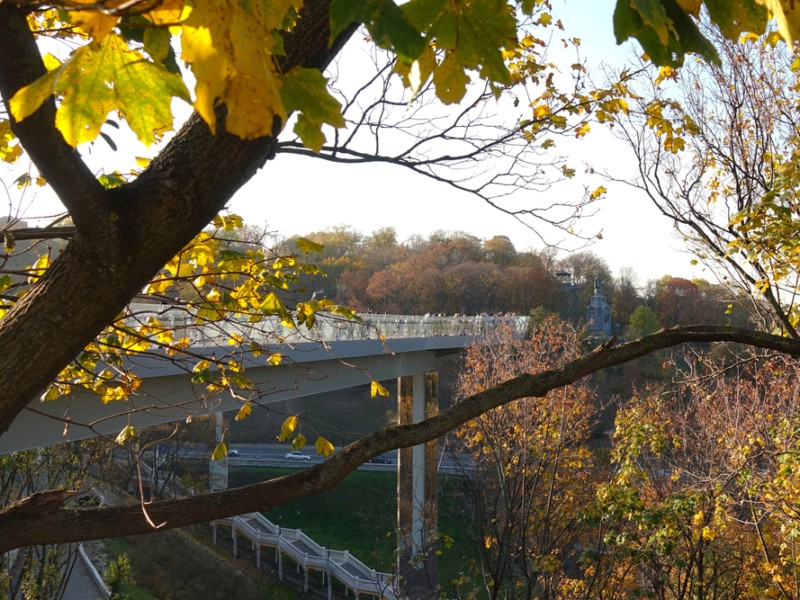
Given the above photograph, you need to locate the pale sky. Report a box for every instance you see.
[6,0,706,284]
[227,0,703,283]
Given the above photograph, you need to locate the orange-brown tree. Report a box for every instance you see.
[451,320,600,599]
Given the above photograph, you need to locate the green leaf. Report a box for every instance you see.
[143,27,172,63]
[704,0,767,40]
[259,292,292,321]
[281,68,344,152]
[295,236,325,254]
[10,33,190,147]
[404,0,515,87]
[629,0,673,45]
[613,0,720,66]
[2,234,14,254]
[330,0,426,59]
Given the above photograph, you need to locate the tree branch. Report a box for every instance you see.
[0,1,358,437]
[0,6,109,239]
[2,324,799,551]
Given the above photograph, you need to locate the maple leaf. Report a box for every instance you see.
[10,34,189,147]
[179,0,301,138]
[235,401,252,421]
[281,68,345,152]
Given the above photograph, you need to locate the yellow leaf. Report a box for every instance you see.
[42,53,61,71]
[225,69,286,139]
[409,45,435,97]
[316,436,335,457]
[278,415,298,442]
[28,254,51,283]
[739,31,760,44]
[69,11,120,40]
[9,67,59,124]
[655,65,677,85]
[433,52,470,104]
[575,122,591,138]
[371,381,390,398]
[41,385,61,402]
[179,0,300,138]
[101,386,128,403]
[10,34,189,147]
[533,104,551,119]
[143,0,189,26]
[267,352,283,366]
[115,425,136,445]
[211,441,228,460]
[292,433,307,451]
[235,401,252,421]
[590,186,607,200]
[759,0,800,46]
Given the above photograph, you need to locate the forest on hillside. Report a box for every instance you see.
[262,225,753,337]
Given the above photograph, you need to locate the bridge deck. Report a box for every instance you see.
[1,313,528,454]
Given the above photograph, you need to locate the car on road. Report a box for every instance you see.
[227,449,239,457]
[368,455,392,464]
[285,450,311,461]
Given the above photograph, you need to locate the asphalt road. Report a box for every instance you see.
[175,442,471,474]
[226,443,398,469]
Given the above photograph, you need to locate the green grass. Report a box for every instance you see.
[230,466,481,587]
[103,527,301,599]
[232,467,397,570]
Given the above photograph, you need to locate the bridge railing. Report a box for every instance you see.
[218,512,395,599]
[125,303,529,346]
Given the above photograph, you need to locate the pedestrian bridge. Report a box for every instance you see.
[0,309,528,454]
[213,512,396,600]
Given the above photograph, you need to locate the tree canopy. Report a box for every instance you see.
[2,0,800,556]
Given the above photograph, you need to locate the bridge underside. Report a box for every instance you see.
[0,343,445,454]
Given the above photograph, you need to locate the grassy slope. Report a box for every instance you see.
[102,527,301,600]
[230,467,479,588]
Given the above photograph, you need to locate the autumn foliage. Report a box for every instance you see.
[452,320,599,598]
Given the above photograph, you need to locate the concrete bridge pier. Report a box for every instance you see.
[209,412,229,492]
[397,371,439,599]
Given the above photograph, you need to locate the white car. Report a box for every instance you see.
[285,450,311,461]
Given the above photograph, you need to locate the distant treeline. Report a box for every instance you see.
[270,226,752,337]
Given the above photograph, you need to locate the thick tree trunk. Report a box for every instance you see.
[0,1,355,436]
